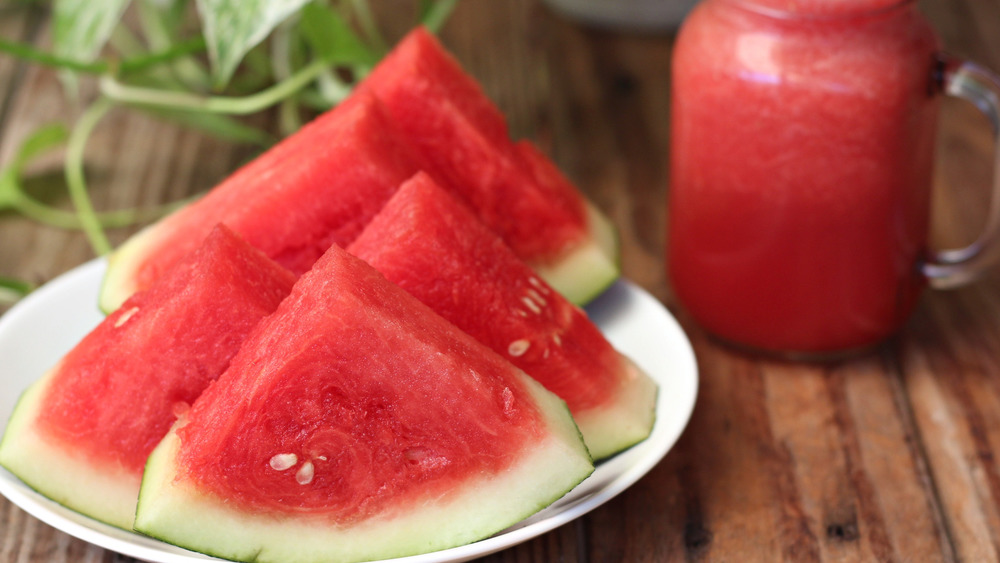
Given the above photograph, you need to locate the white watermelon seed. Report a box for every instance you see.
[553,333,562,346]
[114,307,140,328]
[521,296,541,315]
[528,277,550,294]
[405,447,427,463]
[508,339,530,357]
[171,401,190,418]
[527,289,547,307]
[269,453,298,471]
[296,461,315,485]
[502,387,515,415]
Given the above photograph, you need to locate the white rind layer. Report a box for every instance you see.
[0,363,141,529]
[102,198,619,314]
[134,373,593,563]
[98,221,163,314]
[533,201,620,306]
[575,355,658,461]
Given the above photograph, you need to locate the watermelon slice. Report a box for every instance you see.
[98,94,424,313]
[348,173,656,459]
[101,29,618,314]
[134,242,593,563]
[358,27,619,304]
[0,225,295,529]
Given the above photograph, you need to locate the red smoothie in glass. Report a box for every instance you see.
[668,0,942,355]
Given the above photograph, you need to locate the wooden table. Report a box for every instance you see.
[3,0,1000,561]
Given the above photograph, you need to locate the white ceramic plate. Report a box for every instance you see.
[0,258,698,563]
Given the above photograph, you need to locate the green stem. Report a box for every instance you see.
[137,0,175,50]
[99,59,328,115]
[315,69,352,106]
[272,20,302,136]
[0,38,106,73]
[421,0,458,32]
[349,0,388,56]
[120,38,207,76]
[135,0,210,89]
[65,99,113,255]
[10,190,95,229]
[278,98,302,137]
[11,189,185,229]
[0,36,206,78]
[108,25,146,58]
[271,19,295,82]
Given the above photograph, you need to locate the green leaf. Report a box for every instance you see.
[12,124,70,170]
[52,0,133,63]
[346,0,385,56]
[300,2,376,66]
[144,0,192,37]
[0,123,184,231]
[0,124,70,209]
[314,68,352,106]
[196,0,312,88]
[0,38,108,73]
[419,0,457,32]
[149,109,275,146]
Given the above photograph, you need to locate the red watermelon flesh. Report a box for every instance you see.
[348,173,657,459]
[102,28,618,312]
[359,27,510,146]
[99,94,423,313]
[0,225,296,529]
[357,28,588,264]
[134,243,593,563]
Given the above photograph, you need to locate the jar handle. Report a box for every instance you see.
[923,54,1000,288]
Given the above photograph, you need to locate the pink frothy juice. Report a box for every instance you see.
[669,0,1000,356]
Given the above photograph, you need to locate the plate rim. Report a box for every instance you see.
[0,257,698,563]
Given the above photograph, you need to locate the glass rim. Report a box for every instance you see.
[722,0,915,21]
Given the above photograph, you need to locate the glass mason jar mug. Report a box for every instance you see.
[668,0,1000,357]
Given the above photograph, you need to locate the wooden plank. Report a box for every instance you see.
[582,338,797,561]
[575,321,954,562]
[0,4,42,156]
[0,4,47,302]
[592,342,952,563]
[532,14,674,301]
[900,3,1000,561]
[831,356,952,561]
[899,252,1000,560]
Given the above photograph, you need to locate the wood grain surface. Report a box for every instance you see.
[3,0,1000,561]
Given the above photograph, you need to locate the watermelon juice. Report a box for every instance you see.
[668,0,943,354]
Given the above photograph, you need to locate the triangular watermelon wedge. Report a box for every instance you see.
[358,28,619,304]
[100,28,618,314]
[134,243,593,563]
[348,173,656,460]
[0,225,295,529]
[98,94,424,313]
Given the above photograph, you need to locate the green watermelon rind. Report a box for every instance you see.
[101,199,619,314]
[134,373,594,563]
[534,201,620,306]
[0,364,140,530]
[575,356,658,460]
[98,221,165,314]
